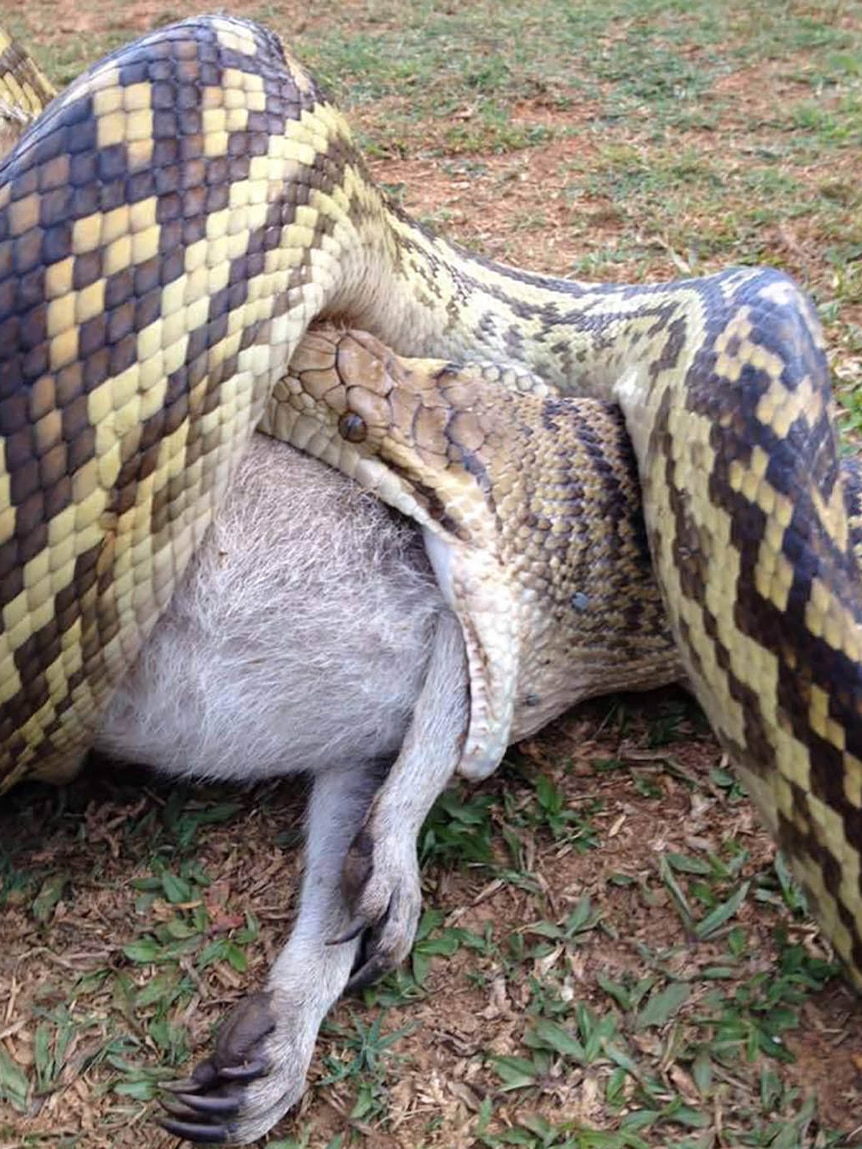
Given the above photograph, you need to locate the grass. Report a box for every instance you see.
[1,0,861,1146]
[2,706,859,1146]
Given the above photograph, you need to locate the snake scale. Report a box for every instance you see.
[1,15,861,990]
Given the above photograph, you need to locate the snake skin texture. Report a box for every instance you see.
[0,27,54,155]
[263,325,681,778]
[1,15,861,997]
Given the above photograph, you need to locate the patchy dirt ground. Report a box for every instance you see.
[1,2,862,1148]
[5,704,860,1149]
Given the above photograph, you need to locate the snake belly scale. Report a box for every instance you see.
[0,15,861,988]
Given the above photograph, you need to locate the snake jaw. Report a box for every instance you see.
[423,528,518,781]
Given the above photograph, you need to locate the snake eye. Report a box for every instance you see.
[338,411,368,443]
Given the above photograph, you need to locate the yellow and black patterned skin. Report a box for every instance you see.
[271,324,862,990]
[0,17,345,786]
[265,325,682,777]
[0,27,55,154]
[0,15,861,990]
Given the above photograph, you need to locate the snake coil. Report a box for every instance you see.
[0,16,861,989]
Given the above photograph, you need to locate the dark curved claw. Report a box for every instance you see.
[161,1076,202,1095]
[156,992,276,1142]
[164,1092,241,1116]
[343,896,401,994]
[161,1096,214,1121]
[345,947,398,994]
[157,1115,229,1143]
[218,1058,268,1083]
[334,822,409,981]
[326,915,367,947]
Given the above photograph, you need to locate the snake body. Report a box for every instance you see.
[1,16,861,988]
[0,27,53,155]
[274,326,682,775]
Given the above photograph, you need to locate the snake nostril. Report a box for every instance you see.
[339,411,368,443]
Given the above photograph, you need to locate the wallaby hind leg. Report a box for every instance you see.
[159,610,468,1145]
[340,611,469,989]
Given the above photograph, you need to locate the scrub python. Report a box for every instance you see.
[1,8,862,1011]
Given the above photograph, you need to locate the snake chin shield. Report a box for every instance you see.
[1,13,862,1145]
